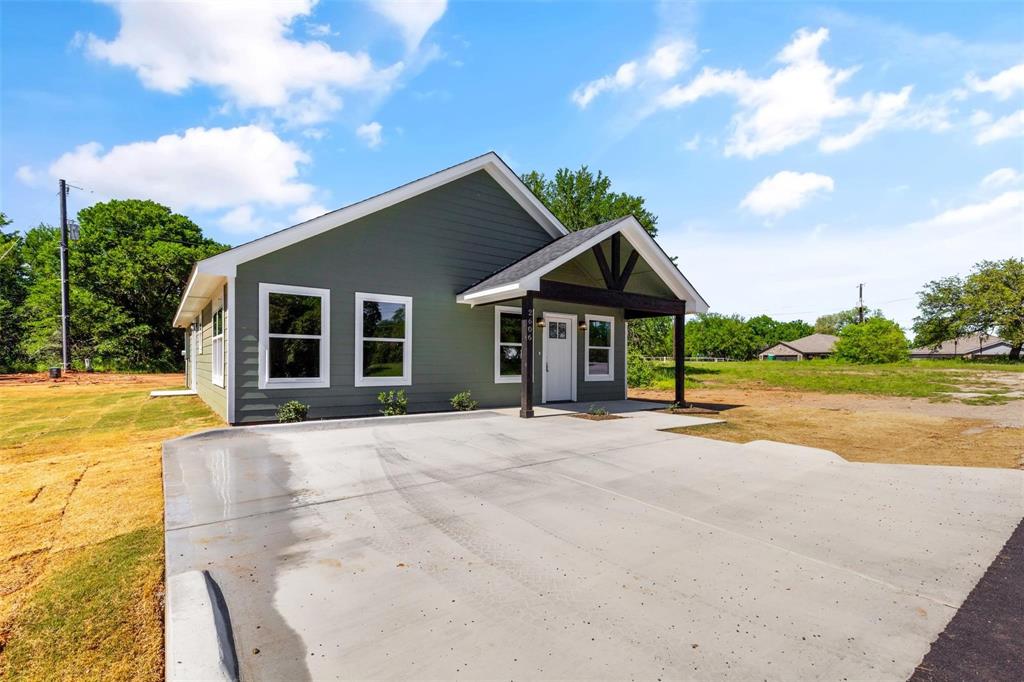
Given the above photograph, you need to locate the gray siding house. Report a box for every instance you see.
[758,333,838,361]
[174,153,708,424]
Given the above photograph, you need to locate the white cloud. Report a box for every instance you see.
[572,39,694,108]
[740,171,835,218]
[217,205,272,235]
[966,63,1024,100]
[819,86,912,152]
[367,0,447,51]
[974,109,1024,144]
[301,127,327,140]
[48,126,314,211]
[289,203,330,223]
[85,0,404,124]
[682,134,701,151]
[665,190,1024,329]
[656,28,925,157]
[969,109,993,126]
[15,165,40,187]
[306,22,334,37]
[980,167,1020,189]
[356,121,383,148]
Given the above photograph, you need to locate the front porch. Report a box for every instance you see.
[457,216,709,418]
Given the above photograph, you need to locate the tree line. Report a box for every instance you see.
[0,203,226,372]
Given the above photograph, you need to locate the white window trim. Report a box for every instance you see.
[211,296,225,388]
[584,314,615,382]
[258,282,331,390]
[355,292,412,387]
[494,305,523,384]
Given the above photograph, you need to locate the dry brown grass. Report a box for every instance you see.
[633,387,1024,469]
[0,374,222,680]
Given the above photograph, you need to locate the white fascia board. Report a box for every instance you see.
[194,152,567,279]
[172,270,226,328]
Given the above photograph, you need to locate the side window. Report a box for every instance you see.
[355,293,412,387]
[585,315,614,381]
[495,306,522,383]
[258,283,331,389]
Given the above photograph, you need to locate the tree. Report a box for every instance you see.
[627,316,673,357]
[0,212,31,371]
[912,275,971,349]
[20,200,227,370]
[814,307,883,335]
[963,258,1024,360]
[746,314,813,351]
[833,318,908,364]
[912,259,1024,360]
[521,166,658,236]
[685,313,759,360]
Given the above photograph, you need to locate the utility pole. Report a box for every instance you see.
[59,179,71,370]
[857,283,865,324]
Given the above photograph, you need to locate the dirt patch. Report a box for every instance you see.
[659,406,721,416]
[570,413,625,421]
[634,386,1024,428]
[635,387,1023,469]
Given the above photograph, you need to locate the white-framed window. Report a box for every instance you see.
[258,283,330,390]
[211,298,225,387]
[585,314,614,381]
[355,292,412,387]
[494,305,522,383]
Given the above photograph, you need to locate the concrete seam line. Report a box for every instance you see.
[165,454,580,532]
[555,472,960,609]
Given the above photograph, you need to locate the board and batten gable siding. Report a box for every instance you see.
[232,169,610,422]
[193,301,228,420]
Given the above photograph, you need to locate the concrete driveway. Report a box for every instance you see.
[163,410,1023,681]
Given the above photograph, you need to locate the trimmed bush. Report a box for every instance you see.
[450,390,478,411]
[276,400,309,423]
[378,390,408,416]
[834,318,909,364]
[587,404,609,416]
[626,351,655,388]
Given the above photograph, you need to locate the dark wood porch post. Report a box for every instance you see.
[520,293,535,418]
[674,303,686,406]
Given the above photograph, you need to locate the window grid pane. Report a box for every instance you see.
[269,293,321,335]
[362,340,404,377]
[269,338,320,379]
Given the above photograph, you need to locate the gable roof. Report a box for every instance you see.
[174,152,567,326]
[910,333,1008,356]
[457,215,709,313]
[765,333,838,355]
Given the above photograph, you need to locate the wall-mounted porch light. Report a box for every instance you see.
[536,316,546,327]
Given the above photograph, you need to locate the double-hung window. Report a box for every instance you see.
[585,314,614,381]
[355,293,412,387]
[494,306,522,383]
[211,299,225,387]
[259,283,330,389]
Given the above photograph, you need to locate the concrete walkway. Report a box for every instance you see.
[163,410,1023,680]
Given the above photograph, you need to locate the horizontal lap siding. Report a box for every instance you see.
[234,170,568,423]
[194,302,228,420]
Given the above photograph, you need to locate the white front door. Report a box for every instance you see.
[543,314,575,402]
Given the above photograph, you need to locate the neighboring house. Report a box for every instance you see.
[910,333,1012,359]
[758,333,838,361]
[174,152,708,424]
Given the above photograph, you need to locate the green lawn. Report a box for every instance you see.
[650,359,1023,399]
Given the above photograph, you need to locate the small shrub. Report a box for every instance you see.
[450,390,478,411]
[834,318,909,364]
[587,404,609,416]
[378,389,408,416]
[626,352,655,388]
[276,400,309,423]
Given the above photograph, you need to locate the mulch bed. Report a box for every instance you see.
[909,518,1024,681]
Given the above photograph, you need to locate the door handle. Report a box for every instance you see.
[545,362,549,372]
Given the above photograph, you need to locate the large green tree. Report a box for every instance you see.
[685,313,760,360]
[746,314,813,351]
[913,259,1024,359]
[0,212,31,371]
[521,166,659,236]
[20,200,227,370]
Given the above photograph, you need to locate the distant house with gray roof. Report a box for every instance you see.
[910,333,1011,359]
[758,333,838,361]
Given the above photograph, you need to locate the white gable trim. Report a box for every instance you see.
[456,217,710,313]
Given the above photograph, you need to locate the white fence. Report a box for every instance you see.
[643,356,739,363]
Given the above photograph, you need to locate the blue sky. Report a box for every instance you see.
[2,1,1022,328]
